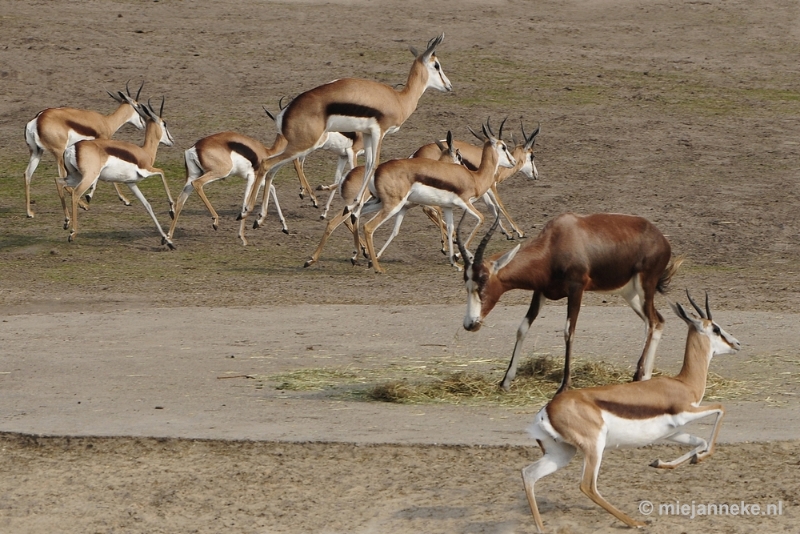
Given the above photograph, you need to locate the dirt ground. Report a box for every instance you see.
[1,0,800,532]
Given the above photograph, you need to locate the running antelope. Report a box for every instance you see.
[363,119,516,273]
[264,102,364,218]
[412,122,540,239]
[303,133,461,268]
[59,97,175,248]
[522,293,741,532]
[23,82,159,218]
[167,130,290,245]
[458,213,683,392]
[236,33,452,242]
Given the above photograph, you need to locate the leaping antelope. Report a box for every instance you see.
[167,129,290,245]
[458,213,684,392]
[23,82,159,218]
[522,292,741,532]
[264,103,364,218]
[58,96,175,248]
[303,133,462,268]
[236,33,452,243]
[362,119,516,273]
[412,121,540,239]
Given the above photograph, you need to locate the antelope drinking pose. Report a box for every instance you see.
[236,33,452,243]
[23,82,159,218]
[412,121,540,239]
[59,96,175,248]
[458,213,683,392]
[522,293,741,532]
[362,119,516,273]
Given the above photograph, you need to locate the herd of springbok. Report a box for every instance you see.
[23,34,743,531]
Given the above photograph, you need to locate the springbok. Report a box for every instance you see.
[458,213,683,392]
[59,96,175,248]
[362,119,516,273]
[263,103,364,217]
[411,122,540,239]
[522,292,741,532]
[303,133,461,268]
[236,33,452,243]
[167,130,290,244]
[23,82,154,218]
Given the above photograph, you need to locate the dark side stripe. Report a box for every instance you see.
[596,399,680,419]
[228,141,259,169]
[326,102,384,121]
[66,120,99,138]
[415,174,460,194]
[105,146,140,165]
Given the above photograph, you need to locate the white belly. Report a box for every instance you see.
[99,157,147,183]
[602,411,690,448]
[228,152,254,179]
[407,182,463,208]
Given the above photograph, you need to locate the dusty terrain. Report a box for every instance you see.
[1,0,799,532]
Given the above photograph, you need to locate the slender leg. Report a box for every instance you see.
[126,182,175,249]
[579,438,646,528]
[557,286,585,394]
[650,405,725,468]
[23,145,44,218]
[488,184,525,238]
[363,198,407,274]
[481,191,513,239]
[521,436,576,533]
[375,205,411,259]
[500,291,545,391]
[292,157,318,207]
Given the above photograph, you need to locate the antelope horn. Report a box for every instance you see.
[263,105,276,121]
[159,95,165,117]
[685,290,707,319]
[473,215,500,267]
[497,117,507,140]
[135,81,144,101]
[468,125,485,142]
[525,123,541,149]
[422,33,444,60]
[705,292,712,320]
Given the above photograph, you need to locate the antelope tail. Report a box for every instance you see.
[656,254,686,294]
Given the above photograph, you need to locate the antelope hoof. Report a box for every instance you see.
[253,220,260,229]
[319,214,326,220]
[304,259,315,268]
[350,213,357,225]
[63,220,70,230]
[282,228,289,235]
[68,232,75,243]
[212,221,219,231]
[84,194,92,204]
[298,191,305,200]
[169,210,175,220]
[27,213,35,219]
[236,213,244,221]
[166,241,176,250]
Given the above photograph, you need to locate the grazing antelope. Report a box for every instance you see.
[23,82,150,218]
[458,213,683,392]
[522,292,741,532]
[412,122,540,239]
[362,119,516,273]
[58,96,175,248]
[263,103,364,215]
[167,129,290,244]
[303,133,461,268]
[237,33,452,242]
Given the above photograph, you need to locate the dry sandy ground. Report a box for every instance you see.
[2,0,800,532]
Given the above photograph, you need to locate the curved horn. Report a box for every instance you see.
[525,123,541,149]
[704,292,712,320]
[434,139,446,152]
[456,212,471,268]
[135,81,144,101]
[125,79,132,97]
[473,215,500,267]
[421,33,444,60]
[468,125,485,142]
[483,117,494,139]
[159,96,165,117]
[278,96,288,111]
[685,290,707,319]
[263,105,276,121]
[497,117,507,141]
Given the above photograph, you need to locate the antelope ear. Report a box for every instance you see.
[409,45,419,57]
[491,244,520,274]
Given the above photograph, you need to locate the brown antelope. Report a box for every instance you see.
[263,102,364,216]
[522,293,741,532]
[412,122,540,239]
[457,213,683,392]
[22,82,167,217]
[167,130,290,245]
[362,119,516,273]
[303,133,461,268]
[236,33,452,242]
[58,96,175,248]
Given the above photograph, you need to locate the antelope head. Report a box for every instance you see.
[517,121,540,179]
[671,291,741,357]
[107,80,146,130]
[125,95,175,147]
[458,214,521,331]
[469,118,517,170]
[410,33,452,93]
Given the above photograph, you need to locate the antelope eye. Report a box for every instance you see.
[713,325,721,335]
[434,62,440,71]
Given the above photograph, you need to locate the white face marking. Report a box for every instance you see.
[494,141,516,169]
[463,266,483,330]
[159,122,174,146]
[127,109,146,130]
[708,321,741,356]
[426,57,452,92]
